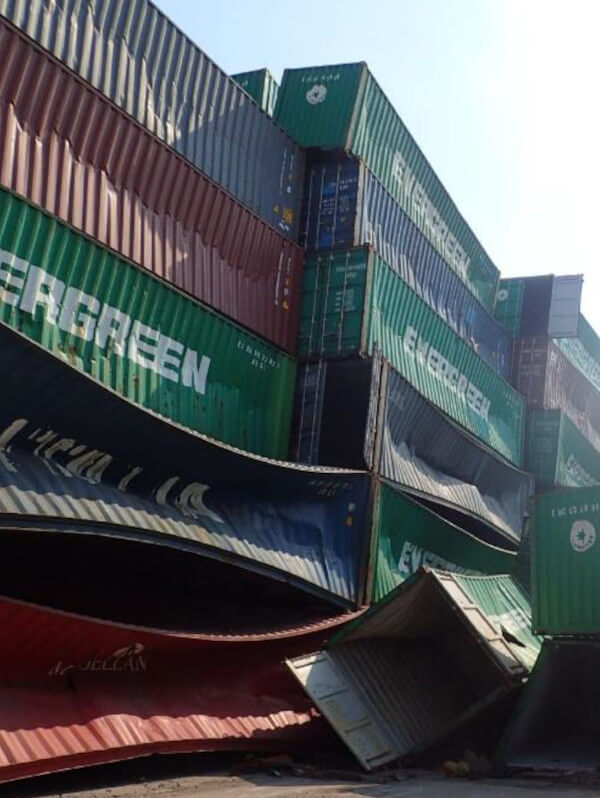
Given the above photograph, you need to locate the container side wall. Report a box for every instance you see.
[495,279,524,337]
[232,68,279,116]
[0,0,303,237]
[555,314,600,394]
[527,410,600,489]
[0,187,295,457]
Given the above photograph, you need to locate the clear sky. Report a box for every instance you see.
[156,0,600,327]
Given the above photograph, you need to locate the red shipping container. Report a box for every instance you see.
[0,19,303,353]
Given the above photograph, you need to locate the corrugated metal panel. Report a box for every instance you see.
[555,314,600,394]
[494,279,524,337]
[513,336,600,456]
[0,21,302,353]
[0,0,304,238]
[373,483,516,602]
[232,68,279,116]
[495,275,583,339]
[548,275,583,337]
[531,484,600,635]
[301,154,509,377]
[299,247,524,465]
[287,569,537,770]
[526,409,600,489]
[497,639,600,772]
[0,186,296,458]
[380,368,532,543]
[276,63,500,312]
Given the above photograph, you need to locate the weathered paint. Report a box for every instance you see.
[0,186,295,457]
[372,483,515,602]
[301,154,509,376]
[526,409,600,489]
[300,247,524,464]
[276,62,500,311]
[232,68,279,116]
[0,0,304,237]
[532,484,600,635]
[0,20,303,353]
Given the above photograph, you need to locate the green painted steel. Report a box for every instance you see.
[495,278,524,337]
[299,248,524,464]
[532,485,600,635]
[527,410,600,489]
[372,482,515,602]
[0,188,295,458]
[555,315,600,394]
[276,62,500,312]
[232,68,279,116]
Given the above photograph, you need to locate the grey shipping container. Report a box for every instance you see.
[495,275,583,339]
[512,336,600,455]
[0,1,304,238]
[291,357,532,545]
[300,154,509,378]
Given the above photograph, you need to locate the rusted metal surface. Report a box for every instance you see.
[0,19,302,353]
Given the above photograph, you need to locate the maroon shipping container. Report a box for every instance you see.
[512,336,600,452]
[0,20,302,353]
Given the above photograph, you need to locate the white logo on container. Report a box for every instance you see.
[570,519,596,552]
[496,288,509,302]
[306,84,327,105]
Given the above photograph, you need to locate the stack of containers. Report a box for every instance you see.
[0,8,307,459]
[495,275,600,492]
[274,61,532,599]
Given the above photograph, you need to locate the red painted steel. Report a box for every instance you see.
[0,595,348,783]
[0,19,303,353]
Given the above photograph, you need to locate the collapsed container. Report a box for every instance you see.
[494,274,582,338]
[292,358,531,543]
[512,336,600,456]
[526,409,600,489]
[298,247,525,465]
[0,322,370,611]
[232,68,279,116]
[300,153,509,376]
[531,484,600,636]
[276,62,500,312]
[0,21,303,353]
[0,186,295,458]
[496,639,600,772]
[287,569,541,770]
[0,1,304,238]
[371,483,515,602]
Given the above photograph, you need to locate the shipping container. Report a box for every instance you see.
[0,21,303,353]
[0,321,370,608]
[555,314,600,394]
[291,358,531,543]
[299,247,525,465]
[512,336,600,456]
[526,409,600,489]
[0,1,303,238]
[495,275,583,338]
[0,186,295,458]
[301,154,509,377]
[371,482,515,602]
[276,62,500,312]
[531,484,600,635]
[232,68,279,116]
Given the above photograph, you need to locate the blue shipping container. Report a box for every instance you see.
[300,154,510,378]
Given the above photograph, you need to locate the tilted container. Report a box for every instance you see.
[276,62,500,312]
[0,0,303,238]
[0,21,303,353]
[494,274,583,339]
[232,68,279,116]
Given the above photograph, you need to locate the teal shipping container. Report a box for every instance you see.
[276,62,500,312]
[299,247,525,466]
[526,410,600,489]
[232,68,279,116]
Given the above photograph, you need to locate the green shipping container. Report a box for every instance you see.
[232,68,279,116]
[300,247,525,465]
[494,278,525,337]
[555,315,600,395]
[276,62,500,312]
[0,188,295,458]
[527,410,600,489]
[372,482,515,602]
[532,485,600,635]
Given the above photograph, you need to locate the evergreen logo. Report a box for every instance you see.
[306,84,327,104]
[570,519,596,552]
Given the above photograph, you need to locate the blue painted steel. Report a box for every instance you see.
[0,323,370,607]
[300,155,510,378]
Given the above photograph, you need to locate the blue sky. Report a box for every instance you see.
[156,0,600,327]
